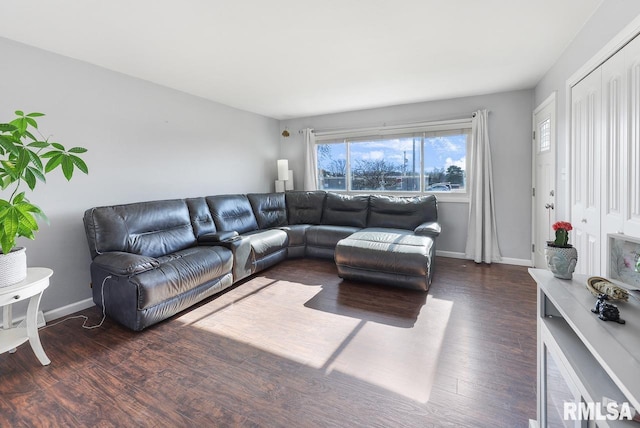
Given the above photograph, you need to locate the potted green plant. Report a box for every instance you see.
[0,110,88,287]
[545,221,578,279]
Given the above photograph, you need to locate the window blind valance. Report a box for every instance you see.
[313,118,472,141]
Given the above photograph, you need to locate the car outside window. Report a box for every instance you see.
[316,128,469,195]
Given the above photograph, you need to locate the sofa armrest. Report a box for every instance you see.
[414,221,441,237]
[92,252,160,276]
[198,233,252,282]
[198,231,239,244]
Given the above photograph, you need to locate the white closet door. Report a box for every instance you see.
[571,68,602,276]
[601,46,626,254]
[625,35,640,237]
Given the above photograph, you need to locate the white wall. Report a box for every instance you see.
[534,0,640,220]
[1,37,279,317]
[279,89,534,263]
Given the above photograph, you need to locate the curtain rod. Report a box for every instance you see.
[296,112,484,136]
[301,115,476,137]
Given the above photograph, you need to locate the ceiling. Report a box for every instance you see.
[1,0,603,120]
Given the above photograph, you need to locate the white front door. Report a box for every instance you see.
[533,94,556,268]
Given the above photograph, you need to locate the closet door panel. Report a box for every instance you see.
[626,35,640,237]
[571,68,601,276]
[602,49,626,245]
[571,227,599,276]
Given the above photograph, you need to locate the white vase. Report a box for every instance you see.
[545,244,578,280]
[0,247,27,287]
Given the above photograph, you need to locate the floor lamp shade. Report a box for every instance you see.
[277,159,289,181]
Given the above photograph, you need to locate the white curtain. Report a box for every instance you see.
[465,109,502,264]
[303,128,318,190]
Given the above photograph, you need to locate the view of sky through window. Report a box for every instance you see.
[317,132,468,192]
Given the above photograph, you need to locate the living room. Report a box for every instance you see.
[2,1,640,426]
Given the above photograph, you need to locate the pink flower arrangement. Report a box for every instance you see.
[552,221,573,247]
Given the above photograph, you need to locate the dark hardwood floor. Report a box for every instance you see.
[0,257,537,427]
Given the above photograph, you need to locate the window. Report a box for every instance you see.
[423,132,468,192]
[316,123,470,194]
[538,118,551,152]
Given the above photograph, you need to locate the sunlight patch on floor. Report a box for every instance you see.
[188,281,363,368]
[186,278,453,403]
[325,296,453,403]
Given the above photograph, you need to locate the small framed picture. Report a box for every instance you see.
[608,233,640,290]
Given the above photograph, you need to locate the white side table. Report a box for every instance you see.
[0,267,53,366]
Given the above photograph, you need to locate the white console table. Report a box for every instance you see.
[0,267,52,366]
[529,268,640,427]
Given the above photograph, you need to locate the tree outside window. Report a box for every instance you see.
[316,129,468,194]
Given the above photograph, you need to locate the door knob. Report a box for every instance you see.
[545,203,554,209]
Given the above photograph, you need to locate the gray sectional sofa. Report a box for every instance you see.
[83,191,440,331]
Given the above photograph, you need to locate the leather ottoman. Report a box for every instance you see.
[334,228,434,291]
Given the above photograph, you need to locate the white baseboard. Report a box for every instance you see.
[529,419,539,428]
[499,257,533,267]
[43,298,94,323]
[32,254,531,324]
[3,299,94,329]
[436,250,466,259]
[436,250,532,267]
[11,310,46,328]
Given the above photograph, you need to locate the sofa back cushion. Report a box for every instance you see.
[285,191,326,225]
[321,193,369,228]
[247,193,287,229]
[83,199,196,259]
[186,197,217,237]
[206,194,259,234]
[367,194,437,229]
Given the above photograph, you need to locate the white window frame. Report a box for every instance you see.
[314,119,472,203]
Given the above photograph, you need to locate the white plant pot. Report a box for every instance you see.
[545,244,578,280]
[0,247,27,287]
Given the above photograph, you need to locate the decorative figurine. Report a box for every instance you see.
[591,294,626,324]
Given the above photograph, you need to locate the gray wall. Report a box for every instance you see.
[12,0,635,317]
[534,0,640,219]
[1,37,279,317]
[279,89,534,262]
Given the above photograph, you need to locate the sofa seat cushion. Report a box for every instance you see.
[306,225,362,249]
[278,224,310,247]
[334,228,434,291]
[130,246,233,310]
[276,224,310,258]
[243,229,289,259]
[92,252,160,276]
